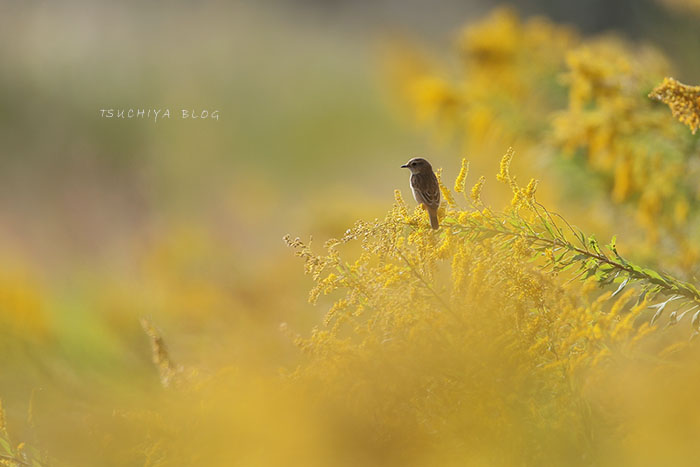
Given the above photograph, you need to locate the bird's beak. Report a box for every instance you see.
[400,164,408,168]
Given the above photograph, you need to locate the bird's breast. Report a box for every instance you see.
[409,175,419,203]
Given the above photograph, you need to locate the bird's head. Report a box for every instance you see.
[401,157,433,174]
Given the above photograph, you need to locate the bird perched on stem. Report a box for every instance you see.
[401,157,440,229]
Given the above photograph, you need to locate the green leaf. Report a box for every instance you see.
[476,231,498,241]
[588,236,605,257]
[571,254,587,263]
[649,296,680,326]
[576,228,587,247]
[692,309,700,330]
[582,265,599,281]
[611,278,629,297]
[557,263,576,273]
[642,268,667,285]
[636,289,647,306]
[675,306,697,323]
[541,219,555,238]
[0,437,12,455]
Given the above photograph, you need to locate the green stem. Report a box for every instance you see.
[457,222,700,303]
[394,248,458,317]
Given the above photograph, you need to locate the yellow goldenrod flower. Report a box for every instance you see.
[496,147,514,183]
[524,178,538,204]
[454,158,469,193]
[436,168,457,208]
[649,77,700,134]
[470,176,486,205]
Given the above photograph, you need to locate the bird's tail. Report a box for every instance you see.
[428,208,439,230]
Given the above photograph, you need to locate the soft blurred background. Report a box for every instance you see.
[1,0,700,465]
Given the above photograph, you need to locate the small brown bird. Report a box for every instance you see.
[401,157,440,229]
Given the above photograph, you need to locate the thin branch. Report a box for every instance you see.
[394,247,458,317]
[454,216,700,304]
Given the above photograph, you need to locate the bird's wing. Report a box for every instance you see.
[411,172,441,208]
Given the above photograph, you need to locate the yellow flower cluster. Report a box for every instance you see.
[553,40,673,207]
[388,8,575,146]
[551,42,700,250]
[453,157,469,193]
[649,76,700,134]
[390,8,700,272]
[285,156,685,465]
[470,175,486,205]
